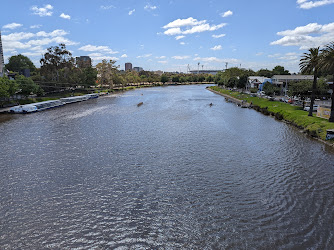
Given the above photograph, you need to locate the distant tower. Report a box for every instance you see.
[125,62,132,71]
[0,31,4,77]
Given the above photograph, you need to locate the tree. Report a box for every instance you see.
[16,75,43,97]
[237,75,248,89]
[81,67,97,87]
[206,75,214,82]
[0,77,10,100]
[172,75,179,83]
[40,43,75,82]
[321,42,334,122]
[96,59,119,89]
[300,47,321,116]
[160,74,169,83]
[226,77,238,88]
[256,68,273,78]
[263,82,280,96]
[6,54,36,73]
[272,65,290,75]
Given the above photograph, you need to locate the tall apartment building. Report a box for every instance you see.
[76,56,92,68]
[125,62,132,71]
[0,31,5,77]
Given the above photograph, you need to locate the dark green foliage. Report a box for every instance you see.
[172,75,179,82]
[160,74,169,83]
[263,82,280,96]
[6,54,36,73]
[272,65,290,75]
[16,75,43,97]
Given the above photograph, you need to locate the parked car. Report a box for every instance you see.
[304,105,318,112]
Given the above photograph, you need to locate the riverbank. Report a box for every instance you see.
[208,86,334,145]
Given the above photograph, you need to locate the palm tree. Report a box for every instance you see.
[299,47,321,116]
[321,42,334,122]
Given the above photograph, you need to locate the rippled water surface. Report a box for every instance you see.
[1,85,334,249]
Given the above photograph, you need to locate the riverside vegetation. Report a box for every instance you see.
[210,86,334,143]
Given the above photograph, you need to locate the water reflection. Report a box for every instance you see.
[0,85,334,249]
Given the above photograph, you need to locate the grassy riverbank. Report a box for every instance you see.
[210,86,334,143]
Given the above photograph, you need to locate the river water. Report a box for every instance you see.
[1,84,334,249]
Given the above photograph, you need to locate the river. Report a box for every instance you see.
[1,84,334,249]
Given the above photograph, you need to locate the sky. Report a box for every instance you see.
[1,0,334,73]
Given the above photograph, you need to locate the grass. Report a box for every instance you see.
[210,86,334,142]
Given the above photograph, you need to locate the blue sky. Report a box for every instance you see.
[1,0,334,73]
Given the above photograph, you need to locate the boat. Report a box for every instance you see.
[9,100,64,113]
[60,96,88,104]
[10,104,37,113]
[85,93,99,99]
[33,100,64,111]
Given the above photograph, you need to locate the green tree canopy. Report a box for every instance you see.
[16,75,43,97]
[272,65,290,75]
[160,74,169,83]
[256,68,273,78]
[40,43,75,82]
[5,54,36,73]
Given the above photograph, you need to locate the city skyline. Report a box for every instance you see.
[1,0,334,73]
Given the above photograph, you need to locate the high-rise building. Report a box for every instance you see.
[0,31,4,77]
[76,56,92,68]
[133,67,143,72]
[125,62,132,71]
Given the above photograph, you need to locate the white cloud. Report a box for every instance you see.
[182,23,226,35]
[211,45,222,50]
[172,56,190,60]
[164,28,182,36]
[100,5,115,10]
[268,53,281,58]
[180,42,186,45]
[60,13,71,20]
[2,29,78,53]
[175,35,185,40]
[256,52,264,56]
[221,10,233,18]
[212,34,226,38]
[271,22,334,49]
[144,4,157,11]
[88,53,119,62]
[163,17,206,29]
[2,32,35,41]
[297,0,334,9]
[163,18,226,36]
[158,60,168,64]
[2,23,23,30]
[129,9,135,15]
[30,24,42,29]
[156,56,166,59]
[137,54,152,58]
[36,29,68,37]
[78,45,118,54]
[31,4,53,17]
[121,54,128,58]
